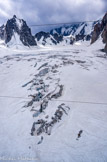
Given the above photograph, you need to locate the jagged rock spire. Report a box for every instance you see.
[1,15,37,46]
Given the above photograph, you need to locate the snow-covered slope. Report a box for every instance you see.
[0,39,107,162]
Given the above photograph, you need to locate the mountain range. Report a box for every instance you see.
[0,13,107,52]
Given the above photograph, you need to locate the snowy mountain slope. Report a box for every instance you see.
[0,39,107,161]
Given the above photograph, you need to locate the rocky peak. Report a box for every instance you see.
[3,15,37,46]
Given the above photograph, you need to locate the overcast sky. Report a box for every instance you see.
[0,0,106,33]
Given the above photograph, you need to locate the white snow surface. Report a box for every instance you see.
[7,32,24,49]
[0,40,107,162]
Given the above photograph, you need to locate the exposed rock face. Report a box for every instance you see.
[1,15,37,46]
[91,12,107,53]
[91,23,102,44]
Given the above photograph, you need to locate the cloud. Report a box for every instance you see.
[0,0,106,33]
[0,8,9,18]
[0,0,14,24]
[0,0,12,10]
[103,0,107,11]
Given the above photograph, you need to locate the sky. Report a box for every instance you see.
[0,0,106,33]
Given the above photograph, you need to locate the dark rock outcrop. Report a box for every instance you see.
[91,23,102,44]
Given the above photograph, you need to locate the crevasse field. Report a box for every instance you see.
[0,39,107,162]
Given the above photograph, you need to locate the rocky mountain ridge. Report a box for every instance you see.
[50,21,99,41]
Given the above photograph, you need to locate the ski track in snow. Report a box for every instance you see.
[0,41,107,162]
